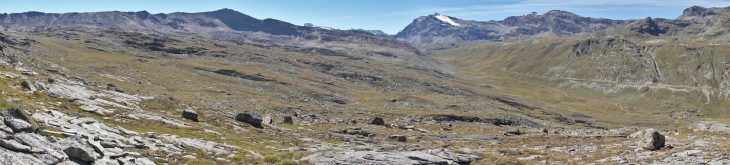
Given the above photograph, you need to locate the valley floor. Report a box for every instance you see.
[0,29,728,165]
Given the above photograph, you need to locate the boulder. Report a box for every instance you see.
[370,117,385,126]
[262,115,273,125]
[21,80,36,92]
[283,116,294,124]
[182,109,199,122]
[3,108,30,121]
[235,112,263,128]
[638,129,665,151]
[389,135,407,142]
[3,109,37,133]
[57,136,97,162]
[4,118,36,133]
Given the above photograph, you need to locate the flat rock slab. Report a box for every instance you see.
[301,149,480,165]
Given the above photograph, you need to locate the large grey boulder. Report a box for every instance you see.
[638,129,665,151]
[235,112,263,128]
[4,118,35,133]
[182,109,199,122]
[3,109,37,133]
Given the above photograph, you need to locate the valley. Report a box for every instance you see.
[0,4,729,165]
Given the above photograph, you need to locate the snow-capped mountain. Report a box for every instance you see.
[395,11,626,49]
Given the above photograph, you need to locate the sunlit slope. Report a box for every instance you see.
[434,36,730,127]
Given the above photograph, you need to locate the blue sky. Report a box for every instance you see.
[2,0,730,34]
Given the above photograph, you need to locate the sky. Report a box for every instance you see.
[2,0,730,34]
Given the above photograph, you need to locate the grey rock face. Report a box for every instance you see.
[235,112,263,128]
[639,129,665,151]
[182,109,199,122]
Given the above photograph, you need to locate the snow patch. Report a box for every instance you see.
[434,14,460,26]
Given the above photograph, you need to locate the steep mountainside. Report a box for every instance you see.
[395,11,626,49]
[434,6,730,120]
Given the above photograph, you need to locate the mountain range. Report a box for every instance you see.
[4,6,730,50]
[1,5,730,164]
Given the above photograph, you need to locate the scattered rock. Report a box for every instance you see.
[301,149,481,165]
[389,135,407,142]
[235,112,263,128]
[370,117,385,126]
[58,136,97,162]
[3,109,37,133]
[638,129,665,151]
[87,137,106,156]
[182,109,199,122]
[517,155,543,161]
[262,115,273,125]
[4,118,36,133]
[332,99,347,104]
[0,139,34,153]
[283,116,294,124]
[335,128,373,137]
[21,80,36,92]
[504,129,524,136]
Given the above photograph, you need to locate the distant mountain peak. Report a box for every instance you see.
[545,10,577,16]
[213,8,238,13]
[397,9,627,49]
[680,6,716,19]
